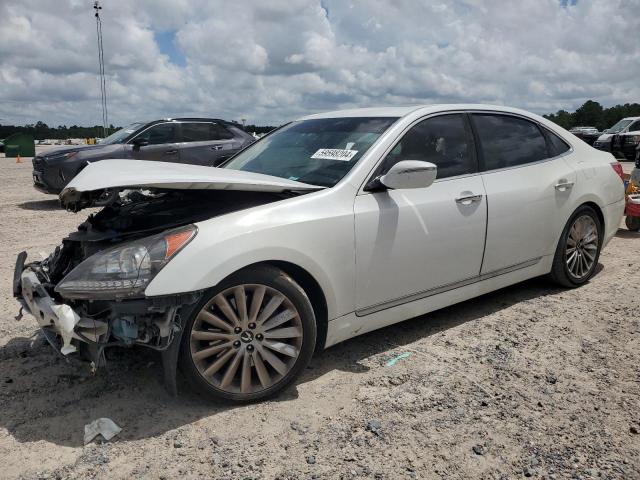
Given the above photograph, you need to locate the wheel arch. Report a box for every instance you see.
[581,201,604,230]
[233,260,329,352]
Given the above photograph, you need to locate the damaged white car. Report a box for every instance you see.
[14,105,625,402]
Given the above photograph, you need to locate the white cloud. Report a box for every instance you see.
[0,0,638,126]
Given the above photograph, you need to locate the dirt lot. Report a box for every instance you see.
[0,151,638,479]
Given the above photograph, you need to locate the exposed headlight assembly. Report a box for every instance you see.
[55,225,197,300]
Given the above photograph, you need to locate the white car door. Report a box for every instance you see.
[471,113,577,274]
[354,113,487,313]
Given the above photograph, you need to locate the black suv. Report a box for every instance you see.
[32,118,254,194]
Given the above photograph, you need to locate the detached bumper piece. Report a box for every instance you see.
[19,268,106,355]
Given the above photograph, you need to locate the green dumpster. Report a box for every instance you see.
[3,133,35,157]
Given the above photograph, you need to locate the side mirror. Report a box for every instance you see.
[131,138,149,150]
[379,160,437,190]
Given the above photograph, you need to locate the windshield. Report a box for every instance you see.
[607,119,633,134]
[99,122,146,145]
[223,117,398,187]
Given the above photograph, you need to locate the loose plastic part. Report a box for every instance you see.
[84,418,122,444]
[51,304,81,355]
[385,352,412,367]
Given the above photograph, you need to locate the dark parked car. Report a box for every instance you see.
[32,118,254,194]
[593,117,640,155]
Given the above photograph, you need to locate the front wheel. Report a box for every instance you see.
[179,265,317,402]
[549,206,602,288]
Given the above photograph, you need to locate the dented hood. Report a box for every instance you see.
[59,159,323,209]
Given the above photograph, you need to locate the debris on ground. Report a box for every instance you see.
[83,418,122,445]
[385,352,412,367]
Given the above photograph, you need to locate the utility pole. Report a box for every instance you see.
[94,1,108,138]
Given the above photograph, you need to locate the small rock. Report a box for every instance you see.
[4,378,13,384]
[472,445,486,455]
[630,426,639,435]
[365,419,382,436]
[173,440,183,448]
[306,455,316,465]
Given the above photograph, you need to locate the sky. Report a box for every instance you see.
[0,0,639,127]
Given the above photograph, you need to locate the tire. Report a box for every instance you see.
[549,205,602,288]
[625,215,640,232]
[179,265,317,402]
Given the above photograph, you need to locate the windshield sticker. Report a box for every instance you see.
[311,148,358,161]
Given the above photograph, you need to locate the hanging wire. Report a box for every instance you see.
[94,1,108,138]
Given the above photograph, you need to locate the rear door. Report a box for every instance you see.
[471,113,576,274]
[178,122,239,166]
[131,122,180,162]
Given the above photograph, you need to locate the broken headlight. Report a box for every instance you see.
[55,225,197,300]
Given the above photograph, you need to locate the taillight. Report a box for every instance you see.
[611,162,624,181]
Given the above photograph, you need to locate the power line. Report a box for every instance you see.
[94,1,108,137]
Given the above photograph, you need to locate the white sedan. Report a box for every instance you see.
[15,105,625,402]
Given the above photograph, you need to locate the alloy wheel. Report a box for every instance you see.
[189,284,303,394]
[565,214,599,279]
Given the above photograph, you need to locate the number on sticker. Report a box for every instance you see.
[311,148,358,161]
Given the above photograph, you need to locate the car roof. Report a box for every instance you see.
[297,104,545,121]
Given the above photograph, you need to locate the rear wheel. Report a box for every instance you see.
[550,206,602,288]
[625,215,640,232]
[179,265,316,402]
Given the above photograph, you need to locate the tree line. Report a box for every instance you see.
[2,101,639,140]
[0,121,118,140]
[0,121,275,140]
[543,100,640,131]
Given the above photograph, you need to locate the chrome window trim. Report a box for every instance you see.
[355,256,542,317]
[468,111,575,175]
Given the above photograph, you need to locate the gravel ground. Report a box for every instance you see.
[0,152,638,479]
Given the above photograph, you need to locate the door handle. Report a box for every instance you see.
[554,180,574,191]
[164,149,178,155]
[455,194,483,205]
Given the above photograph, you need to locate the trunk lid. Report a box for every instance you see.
[59,159,324,210]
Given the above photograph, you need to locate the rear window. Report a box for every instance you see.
[472,114,549,170]
[544,129,571,157]
[181,123,211,142]
[181,122,235,142]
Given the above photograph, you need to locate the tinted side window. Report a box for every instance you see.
[212,124,234,140]
[473,114,548,170]
[628,121,640,132]
[137,123,178,145]
[381,114,475,179]
[545,129,571,156]
[181,123,211,142]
